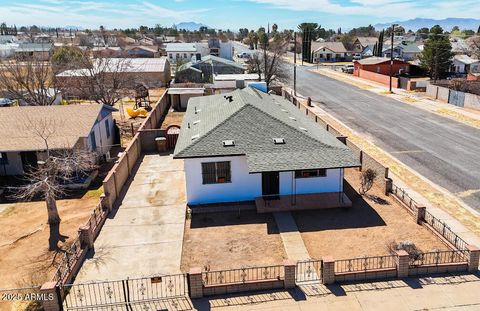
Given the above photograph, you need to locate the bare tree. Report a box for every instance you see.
[57,54,134,106]
[359,168,377,195]
[11,117,97,250]
[0,58,59,105]
[247,35,290,88]
[468,36,480,60]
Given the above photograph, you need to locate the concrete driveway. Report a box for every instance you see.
[75,153,186,282]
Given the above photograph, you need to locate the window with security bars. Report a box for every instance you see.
[295,169,327,178]
[202,161,231,184]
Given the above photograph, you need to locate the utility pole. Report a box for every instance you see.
[389,24,397,93]
[294,31,297,96]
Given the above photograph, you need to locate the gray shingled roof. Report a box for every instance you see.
[173,88,360,173]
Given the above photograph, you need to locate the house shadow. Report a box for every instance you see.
[189,209,280,235]
[292,181,387,232]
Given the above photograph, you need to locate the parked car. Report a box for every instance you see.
[0,98,13,107]
[353,53,362,60]
[342,64,354,74]
[237,52,251,59]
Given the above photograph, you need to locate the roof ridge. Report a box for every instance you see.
[174,90,248,157]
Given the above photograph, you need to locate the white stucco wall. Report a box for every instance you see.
[0,152,24,176]
[184,155,343,205]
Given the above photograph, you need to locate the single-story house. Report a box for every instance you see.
[382,41,421,61]
[452,55,480,74]
[165,43,208,64]
[354,57,410,76]
[311,42,348,62]
[90,46,124,58]
[175,55,245,83]
[57,57,171,96]
[126,45,160,58]
[173,88,360,211]
[352,37,378,54]
[15,43,53,61]
[0,104,117,176]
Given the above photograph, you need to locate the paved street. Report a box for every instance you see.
[233,43,480,213]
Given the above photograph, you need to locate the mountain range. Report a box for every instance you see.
[374,18,480,32]
[174,22,210,31]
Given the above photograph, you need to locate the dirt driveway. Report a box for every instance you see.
[75,153,186,282]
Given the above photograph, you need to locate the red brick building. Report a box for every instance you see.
[353,57,410,87]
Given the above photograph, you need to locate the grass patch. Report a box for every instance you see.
[435,109,480,129]
[83,187,104,199]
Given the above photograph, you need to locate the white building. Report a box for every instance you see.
[165,41,233,64]
[173,88,360,212]
[452,55,480,74]
[0,104,117,176]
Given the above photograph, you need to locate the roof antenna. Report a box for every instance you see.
[194,106,197,114]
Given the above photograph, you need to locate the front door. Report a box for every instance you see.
[262,172,279,199]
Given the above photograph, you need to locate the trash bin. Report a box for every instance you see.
[155,137,167,153]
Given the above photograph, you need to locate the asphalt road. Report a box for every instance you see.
[233,43,480,212]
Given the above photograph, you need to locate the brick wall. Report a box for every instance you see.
[358,69,399,88]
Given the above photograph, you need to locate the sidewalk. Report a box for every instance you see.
[192,273,480,310]
[313,68,480,129]
[273,212,310,261]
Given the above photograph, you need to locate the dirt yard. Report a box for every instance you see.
[181,210,287,272]
[294,168,448,260]
[161,111,185,129]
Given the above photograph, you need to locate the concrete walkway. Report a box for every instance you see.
[193,273,480,310]
[273,212,310,261]
[75,153,186,282]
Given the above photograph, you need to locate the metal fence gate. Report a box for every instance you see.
[295,259,323,283]
[62,274,190,310]
[166,125,180,150]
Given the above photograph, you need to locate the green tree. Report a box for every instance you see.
[419,25,453,81]
[451,25,460,32]
[51,46,83,72]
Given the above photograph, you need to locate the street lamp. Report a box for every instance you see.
[389,23,398,93]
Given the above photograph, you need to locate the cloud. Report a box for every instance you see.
[0,0,209,28]
[249,0,480,20]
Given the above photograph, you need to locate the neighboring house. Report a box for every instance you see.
[361,44,376,57]
[90,46,123,58]
[175,55,245,83]
[126,45,160,58]
[311,42,348,62]
[165,43,206,63]
[212,73,263,93]
[0,104,117,176]
[0,36,18,58]
[452,55,480,74]
[57,57,171,95]
[352,37,378,54]
[354,57,410,76]
[15,43,52,61]
[207,38,233,60]
[382,41,421,61]
[450,38,470,55]
[173,88,360,210]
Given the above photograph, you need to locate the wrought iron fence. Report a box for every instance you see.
[296,259,322,283]
[424,211,468,251]
[335,255,397,273]
[409,250,469,267]
[202,265,284,286]
[391,183,417,214]
[62,274,188,309]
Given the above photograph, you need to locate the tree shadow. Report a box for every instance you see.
[48,223,69,251]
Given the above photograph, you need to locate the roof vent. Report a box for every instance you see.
[299,127,308,132]
[222,140,235,147]
[193,120,201,125]
[281,109,288,113]
[191,134,199,140]
[273,138,285,144]
[224,95,233,103]
[289,116,296,121]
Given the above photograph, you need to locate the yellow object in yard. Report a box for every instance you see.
[126,107,140,118]
[137,108,148,117]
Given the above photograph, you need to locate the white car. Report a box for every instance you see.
[237,52,251,59]
[0,98,13,107]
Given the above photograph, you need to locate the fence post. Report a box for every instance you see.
[384,178,392,196]
[322,256,335,285]
[467,245,480,272]
[395,250,409,278]
[40,282,61,311]
[188,267,204,299]
[283,260,296,289]
[415,206,426,225]
[99,193,111,213]
[78,225,94,249]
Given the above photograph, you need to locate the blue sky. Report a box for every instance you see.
[0,0,478,30]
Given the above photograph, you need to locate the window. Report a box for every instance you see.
[0,152,8,165]
[295,169,326,178]
[202,161,231,184]
[105,119,111,138]
[169,53,173,59]
[183,53,187,58]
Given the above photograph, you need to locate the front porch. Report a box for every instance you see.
[256,192,352,213]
